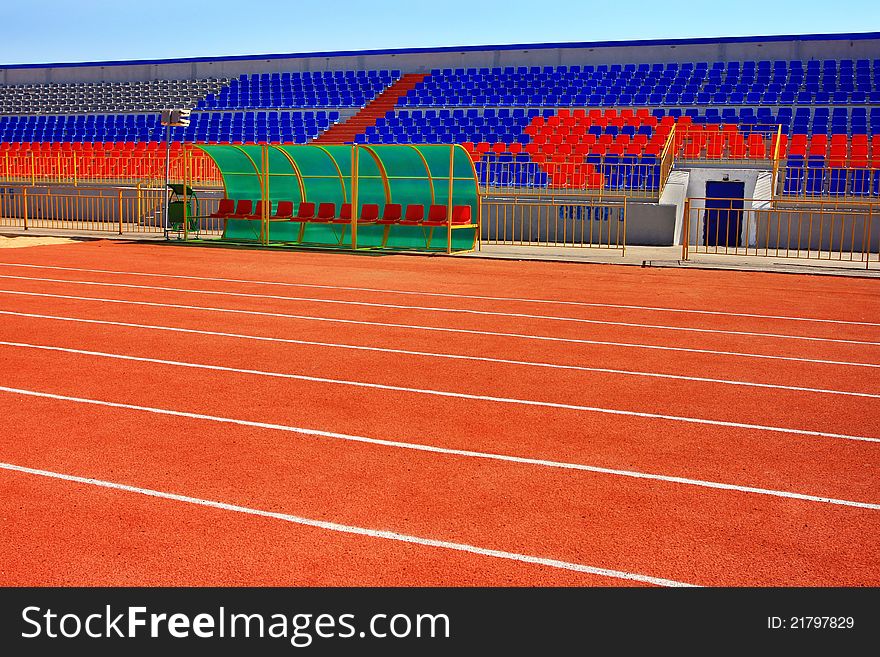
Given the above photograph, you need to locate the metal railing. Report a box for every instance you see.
[482,195,626,252]
[674,124,783,165]
[475,155,663,199]
[681,196,878,269]
[474,127,676,200]
[775,164,880,200]
[0,148,224,188]
[0,185,227,236]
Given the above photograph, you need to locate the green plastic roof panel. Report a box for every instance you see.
[277,144,347,209]
[198,145,263,202]
[196,144,478,219]
[237,144,302,205]
[367,145,433,210]
[412,144,478,210]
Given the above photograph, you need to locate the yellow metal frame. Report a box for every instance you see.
[682,196,878,270]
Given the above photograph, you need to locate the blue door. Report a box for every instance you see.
[704,181,745,247]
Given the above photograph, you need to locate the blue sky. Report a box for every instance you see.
[2,0,878,65]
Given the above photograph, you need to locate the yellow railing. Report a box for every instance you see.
[0,148,224,188]
[681,196,877,269]
[673,124,782,164]
[0,185,228,236]
[482,196,626,252]
[475,155,662,199]
[775,164,880,200]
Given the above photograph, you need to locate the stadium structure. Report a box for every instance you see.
[1,31,879,596]
[0,32,878,261]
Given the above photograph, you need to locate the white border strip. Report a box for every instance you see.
[0,461,695,587]
[2,289,880,370]
[2,340,880,443]
[1,261,877,328]
[0,385,877,510]
[1,273,877,347]
[1,310,876,399]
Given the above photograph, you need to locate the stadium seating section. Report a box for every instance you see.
[1,59,879,195]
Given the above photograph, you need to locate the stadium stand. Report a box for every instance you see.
[0,37,878,198]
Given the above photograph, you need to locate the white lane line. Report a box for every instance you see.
[1,309,877,399]
[0,385,877,512]
[1,260,877,328]
[0,461,694,588]
[2,340,877,444]
[3,289,880,370]
[0,273,876,347]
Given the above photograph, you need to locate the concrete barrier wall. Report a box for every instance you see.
[755,211,880,252]
[480,199,675,246]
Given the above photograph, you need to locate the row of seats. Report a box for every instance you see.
[210,199,473,225]
[429,60,879,76]
[405,60,880,107]
[198,70,402,110]
[357,106,878,150]
[783,163,880,196]
[0,78,227,115]
[180,111,338,142]
[401,90,880,107]
[0,111,340,144]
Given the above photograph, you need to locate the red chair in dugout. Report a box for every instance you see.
[295,202,316,221]
[209,198,236,219]
[377,203,403,224]
[398,205,425,225]
[229,199,254,218]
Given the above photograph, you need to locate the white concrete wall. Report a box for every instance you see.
[659,169,689,244]
[745,171,774,246]
[1,35,877,84]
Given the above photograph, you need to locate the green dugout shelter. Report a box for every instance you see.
[197,144,480,252]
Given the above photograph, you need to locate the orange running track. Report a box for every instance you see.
[0,241,877,587]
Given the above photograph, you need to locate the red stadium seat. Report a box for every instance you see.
[230,199,254,218]
[210,198,236,218]
[358,204,380,223]
[399,205,424,225]
[315,202,336,222]
[273,201,294,219]
[729,137,747,159]
[423,204,448,225]
[332,203,353,223]
[748,138,767,159]
[451,205,472,225]
[378,203,402,224]
[296,202,316,221]
[245,200,270,219]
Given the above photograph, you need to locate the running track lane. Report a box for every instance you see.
[0,265,879,343]
[0,340,876,503]
[0,313,878,438]
[0,392,876,586]
[1,291,879,396]
[1,467,653,587]
[0,242,877,324]
[1,241,872,584]
[0,275,877,365]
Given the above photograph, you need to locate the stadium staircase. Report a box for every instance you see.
[315,73,427,144]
